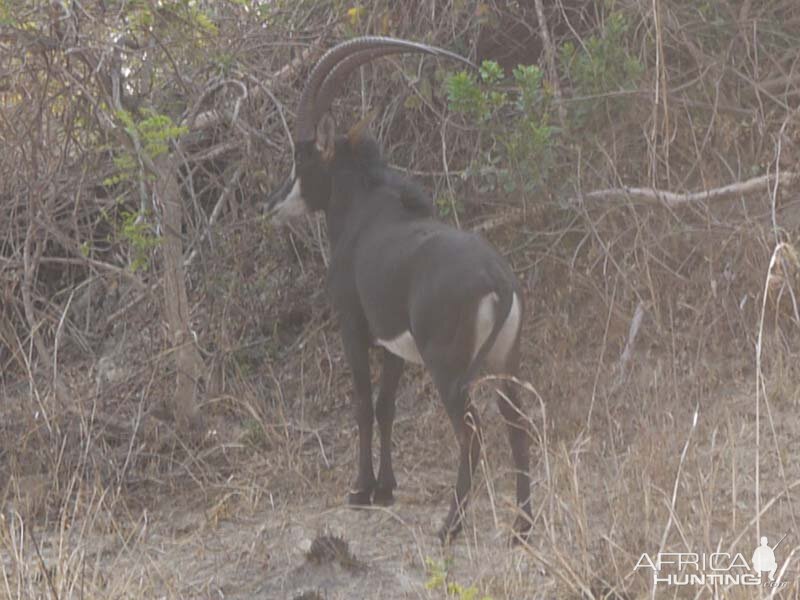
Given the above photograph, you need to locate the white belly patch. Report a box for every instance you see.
[377,331,424,364]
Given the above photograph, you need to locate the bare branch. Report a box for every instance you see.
[576,171,800,208]
[190,47,313,132]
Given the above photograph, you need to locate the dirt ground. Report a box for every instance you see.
[3,337,800,599]
[4,208,800,599]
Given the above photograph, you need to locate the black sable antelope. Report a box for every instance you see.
[267,37,531,542]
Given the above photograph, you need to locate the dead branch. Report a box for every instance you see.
[532,0,566,126]
[190,47,314,132]
[576,171,800,208]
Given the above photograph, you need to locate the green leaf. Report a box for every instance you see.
[479,60,504,85]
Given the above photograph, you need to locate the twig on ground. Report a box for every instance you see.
[617,301,646,384]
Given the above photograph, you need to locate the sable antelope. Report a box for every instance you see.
[266,36,531,542]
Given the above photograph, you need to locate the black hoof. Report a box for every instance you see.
[372,486,395,506]
[347,489,373,506]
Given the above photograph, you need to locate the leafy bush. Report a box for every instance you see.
[104,109,187,186]
[446,61,507,122]
[559,12,643,130]
[444,12,643,202]
[102,110,185,271]
[446,61,554,197]
[117,209,161,273]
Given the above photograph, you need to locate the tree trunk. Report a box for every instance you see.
[154,154,205,436]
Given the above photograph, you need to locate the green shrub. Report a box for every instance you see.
[559,12,643,130]
[446,61,554,196]
[118,209,161,272]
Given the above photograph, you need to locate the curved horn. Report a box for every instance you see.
[313,43,475,124]
[294,36,475,142]
[313,48,403,124]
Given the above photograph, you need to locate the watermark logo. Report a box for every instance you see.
[752,536,778,581]
[634,534,788,588]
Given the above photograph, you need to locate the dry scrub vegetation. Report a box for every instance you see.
[2,0,800,598]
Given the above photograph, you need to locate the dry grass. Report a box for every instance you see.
[3,227,800,598]
[3,1,800,598]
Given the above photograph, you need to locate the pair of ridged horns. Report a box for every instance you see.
[294,36,476,142]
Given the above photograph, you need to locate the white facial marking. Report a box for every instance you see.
[377,331,424,365]
[271,177,308,223]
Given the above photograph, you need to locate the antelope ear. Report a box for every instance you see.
[315,113,336,162]
[347,108,378,146]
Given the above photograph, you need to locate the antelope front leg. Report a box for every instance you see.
[374,349,404,505]
[341,322,376,506]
